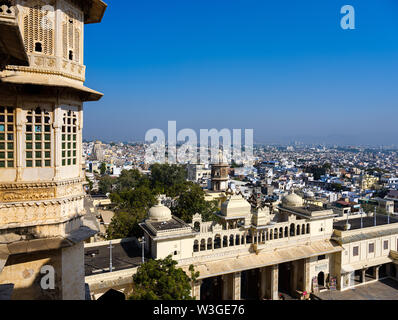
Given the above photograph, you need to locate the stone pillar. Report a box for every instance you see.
[375,266,380,281]
[303,258,311,293]
[259,267,267,299]
[15,104,23,182]
[53,103,62,179]
[192,280,202,300]
[270,264,279,300]
[361,268,367,283]
[222,274,235,300]
[233,272,241,300]
[291,261,298,294]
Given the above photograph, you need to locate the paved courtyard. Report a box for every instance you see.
[316,278,398,300]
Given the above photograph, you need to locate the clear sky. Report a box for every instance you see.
[83,0,398,145]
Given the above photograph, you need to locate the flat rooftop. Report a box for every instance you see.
[334,215,398,231]
[150,218,187,231]
[84,239,144,276]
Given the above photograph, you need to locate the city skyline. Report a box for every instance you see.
[83,0,398,145]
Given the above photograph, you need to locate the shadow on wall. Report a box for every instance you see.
[3,250,62,300]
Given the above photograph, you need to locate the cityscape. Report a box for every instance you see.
[1,0,398,311]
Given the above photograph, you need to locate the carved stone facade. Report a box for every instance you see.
[0,0,106,300]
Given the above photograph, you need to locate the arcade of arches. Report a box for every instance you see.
[195,258,311,300]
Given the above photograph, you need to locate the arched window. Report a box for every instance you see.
[235,235,240,245]
[214,235,221,249]
[279,227,283,238]
[35,42,42,53]
[274,228,278,239]
[265,230,269,241]
[302,224,306,235]
[284,227,288,238]
[193,240,199,252]
[194,222,200,232]
[229,235,234,246]
[290,224,295,237]
[270,230,273,240]
[223,236,228,247]
[207,238,212,250]
[297,225,301,236]
[306,224,310,234]
[200,239,206,251]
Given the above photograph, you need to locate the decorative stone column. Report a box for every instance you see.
[303,258,311,293]
[259,267,267,299]
[361,268,368,283]
[375,265,381,281]
[233,272,241,300]
[270,264,279,300]
[192,280,202,300]
[15,104,23,182]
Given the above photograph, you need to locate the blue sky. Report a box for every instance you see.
[83,0,398,145]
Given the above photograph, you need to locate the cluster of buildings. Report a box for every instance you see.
[1,0,398,302]
[138,155,398,300]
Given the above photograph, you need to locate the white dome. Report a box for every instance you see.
[148,203,172,222]
[282,193,304,207]
[305,191,315,198]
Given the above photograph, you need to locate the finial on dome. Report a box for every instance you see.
[148,195,172,222]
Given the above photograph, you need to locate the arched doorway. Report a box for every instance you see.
[318,272,325,288]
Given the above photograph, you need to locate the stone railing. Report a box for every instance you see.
[6,54,86,82]
[0,4,16,20]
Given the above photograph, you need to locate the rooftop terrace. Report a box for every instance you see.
[334,215,398,231]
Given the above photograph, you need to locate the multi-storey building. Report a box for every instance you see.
[140,191,398,300]
[0,0,106,300]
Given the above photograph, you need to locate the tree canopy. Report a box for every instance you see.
[105,165,219,240]
[129,256,199,300]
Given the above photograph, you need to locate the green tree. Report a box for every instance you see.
[150,163,187,196]
[98,175,116,194]
[129,256,199,300]
[361,203,386,215]
[171,182,219,223]
[115,169,150,192]
[100,162,107,175]
[85,175,93,194]
[106,211,142,240]
[110,185,157,211]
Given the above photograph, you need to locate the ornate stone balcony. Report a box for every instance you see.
[0,4,16,20]
[6,53,86,82]
[0,3,29,68]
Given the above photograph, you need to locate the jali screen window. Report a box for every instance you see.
[26,108,51,168]
[62,110,78,166]
[0,107,15,168]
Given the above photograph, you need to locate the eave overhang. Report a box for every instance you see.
[0,6,29,69]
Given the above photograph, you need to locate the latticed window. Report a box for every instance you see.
[62,13,81,62]
[62,110,78,166]
[22,1,55,55]
[26,108,51,168]
[0,107,15,168]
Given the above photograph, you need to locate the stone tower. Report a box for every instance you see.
[0,0,106,300]
[211,150,229,192]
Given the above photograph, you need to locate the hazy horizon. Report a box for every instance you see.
[83,0,398,145]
